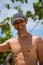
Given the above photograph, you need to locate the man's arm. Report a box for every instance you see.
[36,37,43,65]
[0,40,10,52]
[14,52,26,65]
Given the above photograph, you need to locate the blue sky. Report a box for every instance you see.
[0,0,43,39]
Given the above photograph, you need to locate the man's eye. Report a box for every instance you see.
[15,22,18,24]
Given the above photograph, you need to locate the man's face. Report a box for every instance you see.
[13,19,27,31]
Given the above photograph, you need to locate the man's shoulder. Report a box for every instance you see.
[32,35,42,46]
[6,38,18,44]
[32,35,41,40]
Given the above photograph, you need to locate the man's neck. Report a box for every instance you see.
[18,30,28,39]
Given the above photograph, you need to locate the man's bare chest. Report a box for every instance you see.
[10,39,36,56]
[10,38,37,65]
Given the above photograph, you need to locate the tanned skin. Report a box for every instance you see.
[0,19,43,65]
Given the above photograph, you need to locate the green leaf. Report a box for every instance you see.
[25,11,32,18]
[16,0,18,1]
[20,0,24,3]
[3,52,8,58]
[41,22,43,24]
[5,3,10,9]
[4,17,10,22]
[33,2,43,20]
[1,24,10,32]
[0,58,4,63]
[11,0,14,3]
[15,6,19,10]
[18,8,23,13]
[39,0,42,2]
[16,0,24,3]
[25,0,28,3]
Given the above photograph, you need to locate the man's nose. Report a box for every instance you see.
[18,23,22,26]
[17,24,23,28]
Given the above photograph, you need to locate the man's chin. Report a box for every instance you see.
[18,29,23,31]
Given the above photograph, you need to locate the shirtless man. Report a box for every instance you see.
[0,13,43,65]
